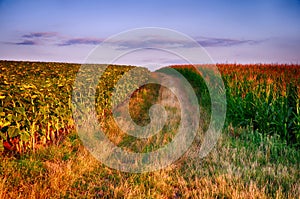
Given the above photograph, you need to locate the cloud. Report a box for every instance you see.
[104,36,262,50]
[197,37,257,47]
[5,32,59,46]
[6,32,104,47]
[58,38,104,46]
[12,40,38,45]
[22,32,58,38]
[6,31,263,49]
[110,38,196,50]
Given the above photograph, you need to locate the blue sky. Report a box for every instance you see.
[0,0,299,66]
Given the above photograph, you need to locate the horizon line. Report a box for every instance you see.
[0,59,299,67]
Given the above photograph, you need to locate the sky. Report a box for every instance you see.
[0,0,300,67]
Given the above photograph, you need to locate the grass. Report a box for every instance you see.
[171,65,300,147]
[0,62,299,198]
[0,127,299,198]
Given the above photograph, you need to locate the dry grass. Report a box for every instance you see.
[1,128,299,198]
[0,72,299,198]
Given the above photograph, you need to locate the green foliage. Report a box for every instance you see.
[95,66,150,116]
[172,64,300,147]
[224,76,299,147]
[0,61,150,153]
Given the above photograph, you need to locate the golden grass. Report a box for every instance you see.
[1,132,299,198]
[0,71,299,198]
[2,131,298,198]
